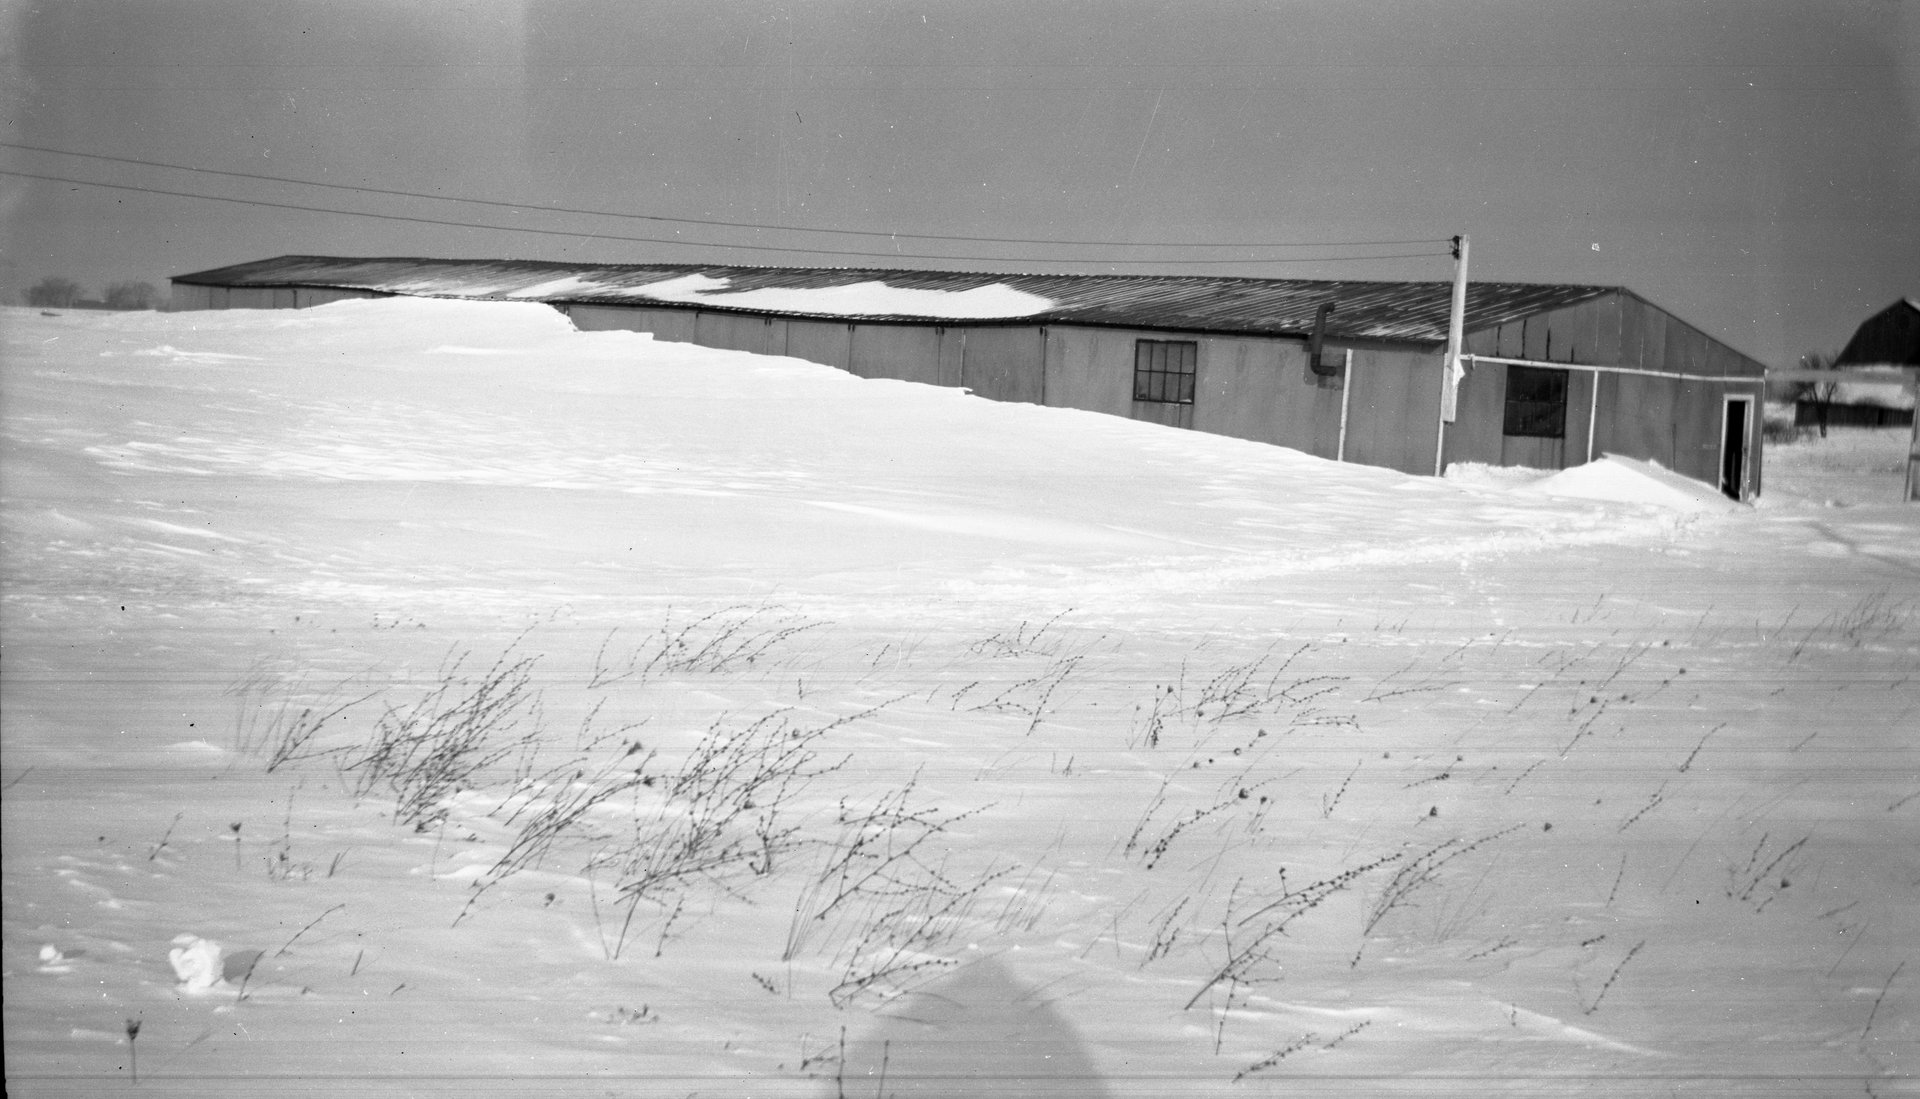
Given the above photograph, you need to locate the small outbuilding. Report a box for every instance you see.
[171,256,1770,499]
[1794,381,1914,430]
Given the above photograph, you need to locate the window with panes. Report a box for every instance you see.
[1502,364,1569,438]
[1133,340,1197,405]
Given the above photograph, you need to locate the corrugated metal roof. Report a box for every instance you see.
[173,255,1621,343]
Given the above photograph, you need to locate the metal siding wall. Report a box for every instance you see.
[1703,341,1737,378]
[1194,336,1336,454]
[1496,322,1524,358]
[1620,295,1651,368]
[1131,401,1192,430]
[784,320,853,371]
[1638,303,1667,374]
[849,325,942,384]
[1563,302,1600,363]
[170,284,214,310]
[1190,337,1251,438]
[1285,339,1344,459]
[292,287,384,308]
[1043,328,1135,417]
[1522,315,1550,361]
[937,329,964,387]
[646,309,700,344]
[960,326,1046,404]
[567,304,700,344]
[1500,433,1564,469]
[1615,297,1766,486]
[564,305,618,330]
[1592,293,1623,364]
[224,287,277,309]
[1443,349,1507,468]
[1532,298,1609,364]
[697,313,781,355]
[565,304,628,331]
[1345,349,1441,475]
[1670,379,1721,484]
[1666,321,1704,376]
[1597,372,1676,467]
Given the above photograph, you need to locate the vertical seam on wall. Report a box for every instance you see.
[1040,328,1049,406]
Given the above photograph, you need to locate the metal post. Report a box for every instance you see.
[1907,370,1919,502]
[1586,370,1601,464]
[1337,349,1354,462]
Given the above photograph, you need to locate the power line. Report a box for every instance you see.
[0,169,1452,266]
[0,142,1446,252]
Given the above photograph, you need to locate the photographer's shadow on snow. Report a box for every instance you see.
[827,954,1113,1098]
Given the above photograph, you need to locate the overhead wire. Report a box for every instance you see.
[0,142,1448,254]
[0,168,1452,266]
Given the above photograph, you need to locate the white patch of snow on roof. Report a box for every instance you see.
[629,273,1053,319]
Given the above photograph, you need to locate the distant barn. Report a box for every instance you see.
[1800,298,1920,429]
[171,257,1770,499]
[1837,298,1920,370]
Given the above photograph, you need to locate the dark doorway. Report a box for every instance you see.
[1720,397,1750,500]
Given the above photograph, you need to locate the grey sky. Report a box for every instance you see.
[3,0,1914,367]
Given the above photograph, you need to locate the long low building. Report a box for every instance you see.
[171,256,1770,498]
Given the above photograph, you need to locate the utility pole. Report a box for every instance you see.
[1435,234,1469,475]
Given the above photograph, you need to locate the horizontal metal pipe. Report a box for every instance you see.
[1463,353,1767,385]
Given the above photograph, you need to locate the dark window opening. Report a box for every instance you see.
[1133,340,1197,405]
[1503,364,1569,438]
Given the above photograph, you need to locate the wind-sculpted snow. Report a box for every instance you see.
[14,298,1719,618]
[3,301,1916,1097]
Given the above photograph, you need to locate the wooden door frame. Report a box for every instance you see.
[1720,393,1755,501]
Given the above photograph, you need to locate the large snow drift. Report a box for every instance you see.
[4,299,1915,1098]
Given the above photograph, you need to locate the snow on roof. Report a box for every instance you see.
[621,273,1055,319]
[503,275,618,300]
[169,255,1633,342]
[1825,380,1916,410]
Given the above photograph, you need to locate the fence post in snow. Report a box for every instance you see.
[1906,369,1919,502]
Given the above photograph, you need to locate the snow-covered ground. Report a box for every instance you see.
[1760,424,1915,510]
[3,299,1915,1097]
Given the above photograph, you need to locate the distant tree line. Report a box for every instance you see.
[25,276,158,311]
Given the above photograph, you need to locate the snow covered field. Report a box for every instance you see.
[3,299,1915,1097]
